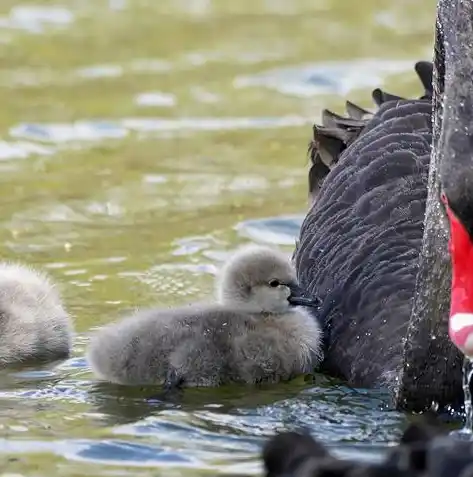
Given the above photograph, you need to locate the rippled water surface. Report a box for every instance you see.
[0,0,436,475]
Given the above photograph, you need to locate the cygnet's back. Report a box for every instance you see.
[0,262,73,366]
[87,245,322,387]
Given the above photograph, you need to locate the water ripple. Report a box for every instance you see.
[235,59,415,97]
[0,140,55,160]
[8,116,311,149]
[236,215,304,245]
[71,439,197,466]
[172,235,225,257]
[135,92,177,108]
[0,5,74,34]
[10,122,128,144]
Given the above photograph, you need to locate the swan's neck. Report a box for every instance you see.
[438,0,473,358]
[397,0,471,412]
[397,167,455,412]
[438,0,473,224]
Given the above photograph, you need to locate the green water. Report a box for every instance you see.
[0,0,436,475]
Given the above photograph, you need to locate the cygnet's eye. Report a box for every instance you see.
[268,279,280,288]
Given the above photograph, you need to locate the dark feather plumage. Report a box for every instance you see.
[307,61,433,204]
[262,420,452,477]
[296,61,434,393]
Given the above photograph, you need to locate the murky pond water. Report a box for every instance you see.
[0,0,437,475]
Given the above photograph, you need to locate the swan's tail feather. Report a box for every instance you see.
[345,100,371,120]
[308,126,350,197]
[415,61,434,98]
[321,109,367,130]
[308,60,433,202]
[372,88,404,106]
[307,160,331,199]
[308,115,371,202]
[311,128,343,168]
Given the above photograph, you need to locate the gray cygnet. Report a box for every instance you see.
[87,244,322,388]
[0,262,73,366]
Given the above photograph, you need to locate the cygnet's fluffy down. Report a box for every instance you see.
[87,245,322,388]
[0,262,73,366]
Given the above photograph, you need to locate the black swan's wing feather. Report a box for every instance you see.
[307,61,432,203]
[296,62,433,389]
[415,60,434,98]
[372,88,404,106]
[345,100,371,120]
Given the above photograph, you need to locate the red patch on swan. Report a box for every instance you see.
[442,193,473,356]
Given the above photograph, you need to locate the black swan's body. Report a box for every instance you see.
[296,74,433,391]
[295,0,473,412]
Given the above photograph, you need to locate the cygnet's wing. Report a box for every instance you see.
[86,304,240,386]
[87,305,202,385]
[295,61,432,391]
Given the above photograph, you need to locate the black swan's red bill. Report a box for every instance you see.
[443,193,473,356]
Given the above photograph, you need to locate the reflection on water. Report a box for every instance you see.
[0,5,74,34]
[9,115,312,147]
[237,216,303,246]
[0,365,401,474]
[0,0,437,475]
[235,59,416,97]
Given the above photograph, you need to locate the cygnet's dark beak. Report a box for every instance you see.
[287,282,321,308]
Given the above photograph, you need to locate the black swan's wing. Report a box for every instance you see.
[295,62,433,389]
[307,61,433,203]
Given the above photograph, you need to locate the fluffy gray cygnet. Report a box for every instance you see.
[87,244,322,388]
[0,262,73,366]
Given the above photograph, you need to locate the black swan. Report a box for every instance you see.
[294,0,473,412]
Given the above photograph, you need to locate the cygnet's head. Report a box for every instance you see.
[216,244,319,313]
